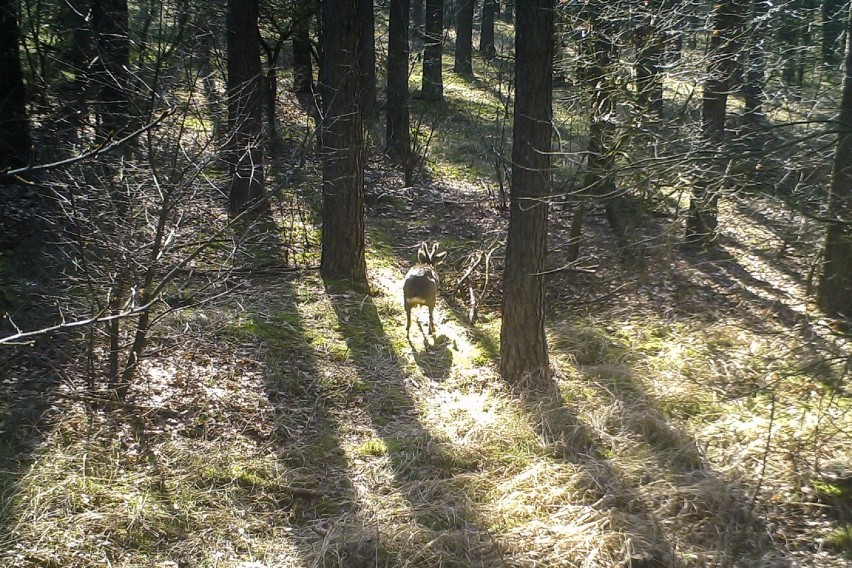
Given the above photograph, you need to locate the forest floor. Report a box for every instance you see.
[2,40,852,568]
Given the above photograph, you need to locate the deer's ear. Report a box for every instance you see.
[433,251,447,264]
[418,245,430,264]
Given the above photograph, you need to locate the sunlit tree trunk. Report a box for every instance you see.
[421,0,444,100]
[500,0,553,387]
[320,0,367,283]
[386,0,411,163]
[817,3,852,320]
[685,0,746,245]
[0,0,31,169]
[226,0,266,214]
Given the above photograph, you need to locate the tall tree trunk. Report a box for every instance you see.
[479,0,497,58]
[0,0,32,169]
[421,0,444,100]
[685,0,745,245]
[58,0,90,144]
[634,2,664,118]
[743,0,770,123]
[411,0,425,48]
[292,0,314,93]
[91,0,130,141]
[226,0,266,214]
[320,0,367,283]
[500,0,553,388]
[454,0,474,76]
[386,0,411,163]
[817,3,852,319]
[823,0,846,65]
[358,0,377,122]
[578,4,628,247]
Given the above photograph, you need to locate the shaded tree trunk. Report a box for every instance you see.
[454,0,474,75]
[744,0,770,123]
[226,0,266,214]
[58,0,90,144]
[411,0,425,47]
[320,0,367,283]
[500,0,553,387]
[685,0,746,245]
[358,0,377,122]
[386,0,411,163]
[480,0,497,58]
[823,0,846,65]
[634,3,664,118]
[421,0,444,100]
[292,0,314,93]
[578,4,628,247]
[0,0,32,169]
[91,0,130,141]
[817,3,852,319]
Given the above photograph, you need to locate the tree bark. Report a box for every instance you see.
[454,0,474,76]
[743,0,770,123]
[0,0,32,169]
[292,0,314,93]
[357,0,377,122]
[479,0,497,58]
[91,0,130,141]
[500,0,553,388]
[634,2,664,118]
[823,0,845,66]
[685,0,745,245]
[421,0,444,100]
[226,0,266,214]
[320,0,367,284]
[817,3,852,319]
[386,0,411,164]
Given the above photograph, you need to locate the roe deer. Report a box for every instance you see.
[403,243,446,337]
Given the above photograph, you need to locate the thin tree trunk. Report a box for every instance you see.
[500,0,554,388]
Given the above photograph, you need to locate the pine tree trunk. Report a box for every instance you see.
[386,0,411,163]
[226,0,266,214]
[685,0,745,245]
[479,0,497,58]
[454,0,474,76]
[0,0,31,169]
[817,3,852,319]
[357,0,377,122]
[500,0,553,388]
[91,0,130,141]
[421,0,444,100]
[292,0,314,93]
[320,0,367,284]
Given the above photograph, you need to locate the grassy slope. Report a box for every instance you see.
[2,24,852,568]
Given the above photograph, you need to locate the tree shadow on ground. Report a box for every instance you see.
[546,322,787,566]
[324,278,506,565]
